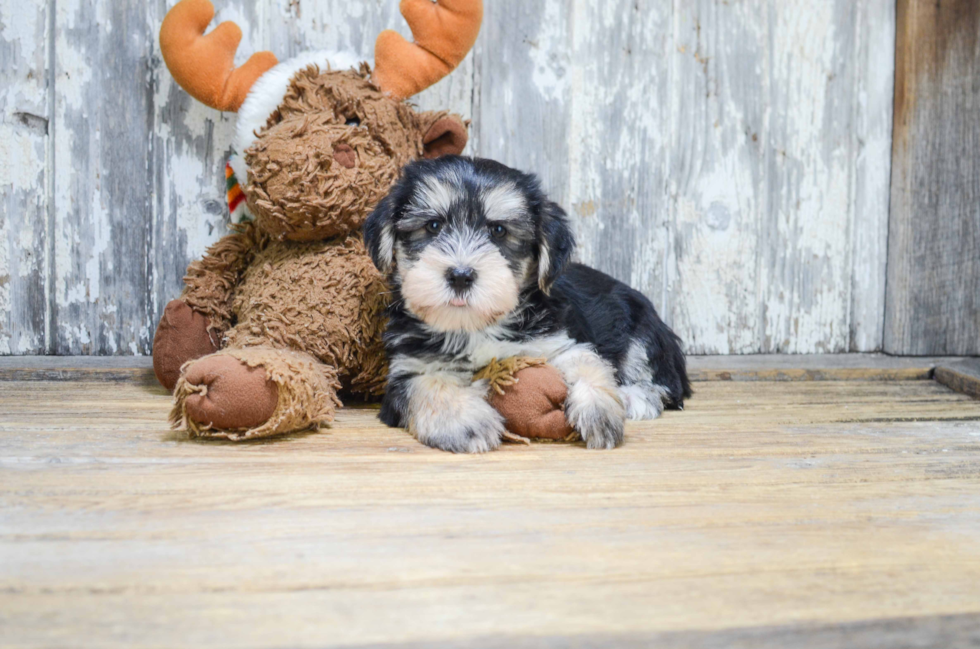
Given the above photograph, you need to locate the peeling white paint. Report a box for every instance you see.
[528,0,568,102]
[1,0,49,354]
[1,0,40,45]
[849,0,895,351]
[0,207,10,354]
[0,129,43,190]
[1,0,895,356]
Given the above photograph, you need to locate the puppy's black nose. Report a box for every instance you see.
[447,267,477,292]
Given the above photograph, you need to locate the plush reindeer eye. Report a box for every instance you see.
[345,116,361,127]
[489,223,507,240]
[424,220,442,234]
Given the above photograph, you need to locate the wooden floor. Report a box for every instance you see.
[2,371,980,647]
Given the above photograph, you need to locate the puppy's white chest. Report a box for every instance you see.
[454,331,578,369]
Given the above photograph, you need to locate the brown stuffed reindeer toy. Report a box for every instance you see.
[152,0,482,439]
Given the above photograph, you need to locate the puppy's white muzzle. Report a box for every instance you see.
[400,230,519,332]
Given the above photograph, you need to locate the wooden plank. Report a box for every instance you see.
[688,353,958,382]
[0,355,154,383]
[0,354,963,383]
[470,0,571,199]
[1,379,979,646]
[0,0,50,354]
[564,0,672,320]
[759,0,888,354]
[935,359,980,400]
[665,0,895,354]
[886,0,980,355]
[666,0,767,353]
[849,0,896,352]
[349,613,980,649]
[51,0,156,354]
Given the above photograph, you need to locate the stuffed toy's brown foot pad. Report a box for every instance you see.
[482,361,575,441]
[181,355,279,430]
[152,299,219,392]
[171,348,342,440]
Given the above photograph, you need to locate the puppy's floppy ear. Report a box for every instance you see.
[537,200,575,293]
[364,193,399,274]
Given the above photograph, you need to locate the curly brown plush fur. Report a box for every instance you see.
[224,235,389,397]
[153,65,468,439]
[247,68,421,242]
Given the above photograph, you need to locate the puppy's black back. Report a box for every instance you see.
[551,263,692,407]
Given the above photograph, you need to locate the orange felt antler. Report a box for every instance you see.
[373,0,483,100]
[159,0,278,112]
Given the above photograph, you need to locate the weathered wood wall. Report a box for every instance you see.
[1,0,896,355]
[886,0,980,356]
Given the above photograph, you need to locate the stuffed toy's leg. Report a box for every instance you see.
[152,300,221,392]
[170,347,341,441]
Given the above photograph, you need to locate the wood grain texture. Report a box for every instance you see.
[0,354,155,382]
[886,0,980,355]
[349,614,980,649]
[3,0,896,355]
[0,353,964,384]
[0,0,50,354]
[935,359,980,400]
[666,0,895,354]
[666,0,768,354]
[2,378,980,646]
[850,0,897,353]
[50,0,158,354]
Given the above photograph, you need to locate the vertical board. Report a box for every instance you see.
[886,0,980,356]
[0,0,49,354]
[850,0,896,352]
[760,0,860,354]
[3,0,895,355]
[666,0,894,354]
[566,0,672,325]
[52,0,155,353]
[666,0,769,353]
[471,0,572,203]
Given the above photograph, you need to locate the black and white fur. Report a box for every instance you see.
[364,156,690,453]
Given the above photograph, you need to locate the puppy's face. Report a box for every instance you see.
[365,157,574,332]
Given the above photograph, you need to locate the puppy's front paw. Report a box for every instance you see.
[565,380,626,450]
[423,418,504,453]
[411,392,504,453]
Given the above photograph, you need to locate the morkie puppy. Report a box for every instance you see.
[364,156,690,452]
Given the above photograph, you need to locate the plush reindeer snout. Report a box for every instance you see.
[333,144,356,169]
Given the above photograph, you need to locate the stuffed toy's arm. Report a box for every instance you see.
[181,222,265,333]
[152,223,265,391]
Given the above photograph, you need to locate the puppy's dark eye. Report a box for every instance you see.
[345,116,361,127]
[425,220,442,234]
[489,223,507,240]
